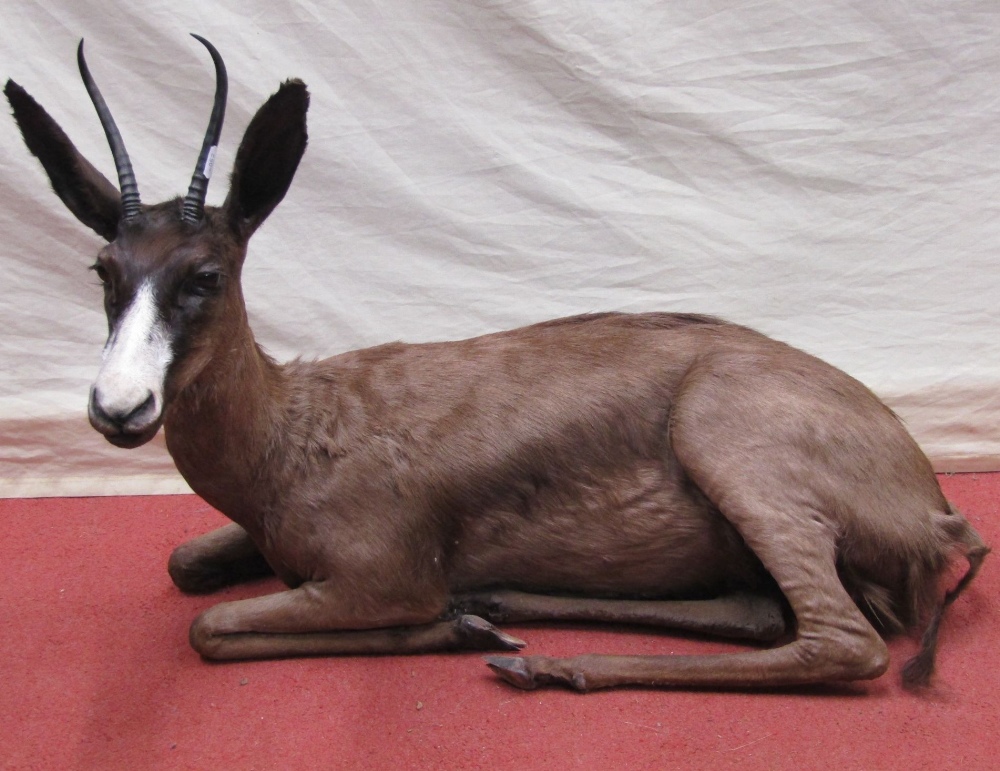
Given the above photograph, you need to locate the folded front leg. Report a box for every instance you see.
[168,522,274,594]
[188,584,525,660]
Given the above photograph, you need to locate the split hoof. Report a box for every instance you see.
[457,615,525,651]
[484,655,538,690]
[485,655,592,692]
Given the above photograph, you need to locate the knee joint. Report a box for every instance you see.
[189,612,225,659]
[797,629,889,682]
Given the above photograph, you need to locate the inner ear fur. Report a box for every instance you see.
[224,79,309,239]
[5,79,122,241]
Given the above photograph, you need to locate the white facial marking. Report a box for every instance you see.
[94,281,173,422]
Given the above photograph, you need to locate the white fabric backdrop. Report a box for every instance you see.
[1,0,998,497]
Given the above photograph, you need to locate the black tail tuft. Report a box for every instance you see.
[901,543,989,690]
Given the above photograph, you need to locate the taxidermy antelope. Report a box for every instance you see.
[5,36,987,692]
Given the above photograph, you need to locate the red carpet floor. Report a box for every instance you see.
[1,473,997,770]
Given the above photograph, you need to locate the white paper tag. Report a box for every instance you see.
[202,146,217,179]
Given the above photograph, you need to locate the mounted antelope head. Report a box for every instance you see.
[5,37,987,693]
[5,35,307,450]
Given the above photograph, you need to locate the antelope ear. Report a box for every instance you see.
[5,79,122,241]
[223,79,308,240]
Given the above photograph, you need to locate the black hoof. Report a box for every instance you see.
[458,615,526,651]
[484,655,538,690]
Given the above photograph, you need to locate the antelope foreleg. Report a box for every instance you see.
[188,586,525,660]
[168,522,273,594]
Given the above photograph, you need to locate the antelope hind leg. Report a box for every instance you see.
[485,492,889,692]
[485,530,887,692]
[189,584,525,660]
[452,590,787,642]
[168,522,274,594]
[481,368,899,692]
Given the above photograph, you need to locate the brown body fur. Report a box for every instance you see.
[168,308,975,635]
[5,57,986,692]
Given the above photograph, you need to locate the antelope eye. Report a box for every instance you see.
[187,270,223,296]
[92,263,111,285]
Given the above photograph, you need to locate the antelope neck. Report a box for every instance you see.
[164,324,287,519]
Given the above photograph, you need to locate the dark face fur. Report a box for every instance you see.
[87,206,236,447]
[4,39,309,447]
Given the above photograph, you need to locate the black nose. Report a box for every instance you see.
[89,389,156,432]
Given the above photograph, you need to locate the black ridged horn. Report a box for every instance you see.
[181,34,228,224]
[77,40,142,221]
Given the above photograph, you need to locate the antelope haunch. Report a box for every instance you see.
[5,38,987,692]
